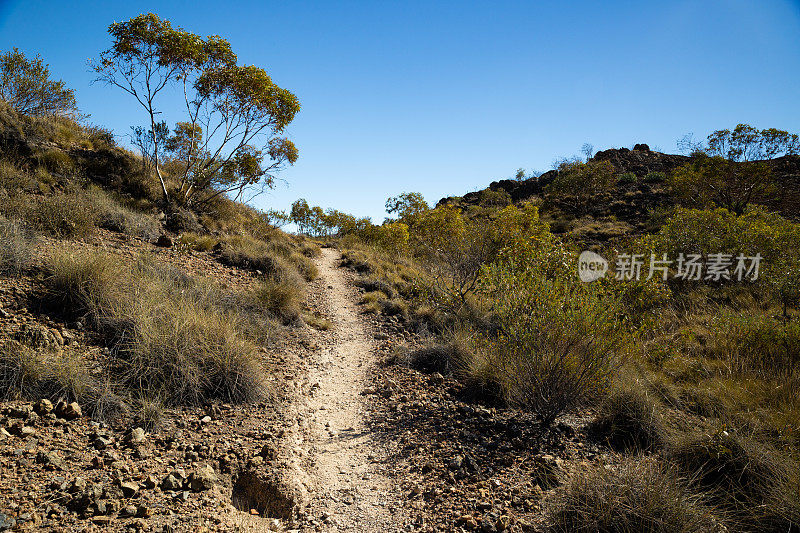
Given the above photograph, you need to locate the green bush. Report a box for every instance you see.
[617,172,637,184]
[704,312,800,380]
[37,148,75,174]
[643,171,666,183]
[477,239,629,424]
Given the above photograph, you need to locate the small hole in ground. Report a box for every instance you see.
[231,471,294,520]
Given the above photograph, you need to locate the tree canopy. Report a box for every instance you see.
[93,13,300,205]
[0,48,77,117]
[671,124,798,215]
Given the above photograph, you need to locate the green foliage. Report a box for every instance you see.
[703,311,800,380]
[670,155,773,215]
[617,172,637,184]
[643,171,666,183]
[671,124,798,214]
[643,206,800,285]
[478,237,629,424]
[547,160,617,209]
[385,192,429,225]
[94,13,300,204]
[0,48,77,116]
[705,124,799,162]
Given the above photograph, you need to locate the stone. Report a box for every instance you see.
[56,401,82,420]
[36,451,64,470]
[34,399,53,415]
[120,481,140,498]
[93,437,112,450]
[127,427,146,444]
[188,465,216,491]
[68,478,87,493]
[9,405,33,419]
[448,455,464,470]
[156,235,173,248]
[0,514,16,531]
[160,474,181,491]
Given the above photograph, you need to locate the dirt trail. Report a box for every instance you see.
[299,248,405,531]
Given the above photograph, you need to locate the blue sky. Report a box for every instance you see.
[1,0,799,222]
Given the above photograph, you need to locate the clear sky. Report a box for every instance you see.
[1,0,799,222]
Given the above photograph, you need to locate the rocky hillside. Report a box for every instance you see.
[438,145,800,241]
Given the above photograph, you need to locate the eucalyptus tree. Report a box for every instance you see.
[93,13,300,205]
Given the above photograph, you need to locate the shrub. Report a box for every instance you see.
[643,171,666,183]
[669,430,800,530]
[251,275,303,324]
[617,172,637,184]
[547,159,617,209]
[379,297,408,317]
[403,334,472,376]
[180,232,218,252]
[355,277,396,298]
[478,241,629,424]
[590,388,666,451]
[543,457,723,533]
[43,251,269,405]
[37,148,75,174]
[0,48,77,117]
[43,249,120,323]
[117,297,266,405]
[0,160,35,192]
[165,207,202,234]
[704,312,800,380]
[0,340,119,418]
[0,341,41,399]
[83,187,161,241]
[0,217,34,275]
[26,192,98,238]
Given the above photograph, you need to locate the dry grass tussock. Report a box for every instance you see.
[543,456,724,533]
[42,249,276,406]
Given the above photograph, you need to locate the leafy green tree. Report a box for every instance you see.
[290,199,313,235]
[385,192,429,225]
[547,160,616,210]
[93,13,300,205]
[671,124,798,214]
[0,48,77,116]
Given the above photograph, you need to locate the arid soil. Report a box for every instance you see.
[0,238,602,532]
[294,248,408,531]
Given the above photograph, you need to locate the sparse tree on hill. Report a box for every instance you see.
[670,124,798,214]
[92,13,300,205]
[547,160,616,210]
[385,192,429,226]
[0,48,77,117]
